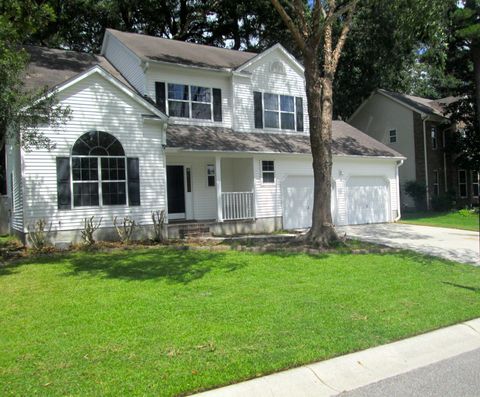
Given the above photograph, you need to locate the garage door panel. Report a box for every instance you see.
[282,176,314,230]
[347,177,389,225]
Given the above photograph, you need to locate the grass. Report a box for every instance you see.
[400,210,479,231]
[1,248,480,396]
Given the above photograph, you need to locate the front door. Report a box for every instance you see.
[167,165,186,219]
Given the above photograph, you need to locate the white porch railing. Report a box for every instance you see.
[221,191,254,220]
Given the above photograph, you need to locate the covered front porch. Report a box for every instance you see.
[165,152,256,224]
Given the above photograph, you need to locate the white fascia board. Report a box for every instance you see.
[40,66,168,120]
[235,43,304,74]
[333,154,407,161]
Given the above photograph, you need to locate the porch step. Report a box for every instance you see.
[170,223,213,239]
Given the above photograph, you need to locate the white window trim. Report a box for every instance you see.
[472,171,479,198]
[261,160,275,184]
[206,163,216,187]
[389,129,397,144]
[71,155,129,209]
[458,169,467,198]
[166,83,214,122]
[261,92,297,132]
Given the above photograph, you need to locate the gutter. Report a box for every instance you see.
[395,159,404,221]
[422,115,430,210]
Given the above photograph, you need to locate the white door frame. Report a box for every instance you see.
[166,163,194,220]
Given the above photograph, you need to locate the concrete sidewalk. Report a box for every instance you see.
[192,318,480,397]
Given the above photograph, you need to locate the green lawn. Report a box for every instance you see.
[401,210,479,231]
[1,248,480,396]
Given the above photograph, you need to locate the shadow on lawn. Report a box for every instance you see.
[443,281,480,293]
[64,248,242,283]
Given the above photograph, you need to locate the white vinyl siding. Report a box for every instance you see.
[242,51,309,134]
[6,144,24,232]
[103,33,146,94]
[21,73,166,232]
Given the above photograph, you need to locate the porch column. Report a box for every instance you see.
[215,156,223,222]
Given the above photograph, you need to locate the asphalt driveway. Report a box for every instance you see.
[338,223,479,265]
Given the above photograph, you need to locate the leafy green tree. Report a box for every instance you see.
[444,0,479,170]
[0,0,70,150]
[334,0,455,119]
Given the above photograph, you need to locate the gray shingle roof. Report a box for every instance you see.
[23,45,133,91]
[378,89,455,118]
[167,121,404,158]
[106,29,258,70]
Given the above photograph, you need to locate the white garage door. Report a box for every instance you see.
[346,176,389,225]
[282,176,314,229]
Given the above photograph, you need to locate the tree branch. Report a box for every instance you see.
[310,0,328,51]
[270,0,307,53]
[330,0,357,73]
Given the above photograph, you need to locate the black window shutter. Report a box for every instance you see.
[155,82,166,113]
[254,91,263,129]
[296,97,304,132]
[212,88,222,122]
[56,157,71,210]
[127,158,140,206]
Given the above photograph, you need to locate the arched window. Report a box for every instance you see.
[71,131,127,207]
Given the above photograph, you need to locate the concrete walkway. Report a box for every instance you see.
[338,223,479,265]
[192,319,480,397]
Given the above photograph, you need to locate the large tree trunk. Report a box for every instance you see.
[304,56,339,246]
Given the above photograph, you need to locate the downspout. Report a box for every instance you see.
[443,128,448,192]
[422,116,430,210]
[395,159,404,221]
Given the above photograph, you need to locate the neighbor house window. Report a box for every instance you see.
[472,171,479,198]
[433,170,439,196]
[262,160,275,183]
[458,169,467,198]
[389,129,397,143]
[207,164,215,187]
[431,127,438,149]
[0,145,6,196]
[253,92,303,131]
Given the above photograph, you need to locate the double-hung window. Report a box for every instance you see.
[262,160,275,183]
[472,171,479,198]
[458,170,467,198]
[389,129,397,143]
[167,83,190,118]
[433,170,439,196]
[263,93,296,130]
[254,91,303,131]
[431,127,438,149]
[207,164,216,187]
[190,86,212,119]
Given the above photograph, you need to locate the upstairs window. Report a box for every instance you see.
[389,129,397,143]
[458,170,467,198]
[255,92,302,131]
[431,126,438,149]
[155,82,222,121]
[262,160,275,183]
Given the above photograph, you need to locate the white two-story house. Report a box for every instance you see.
[3,29,404,243]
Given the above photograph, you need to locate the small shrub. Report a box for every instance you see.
[81,216,102,246]
[113,216,136,243]
[27,219,52,251]
[404,180,426,210]
[458,208,473,217]
[431,192,455,212]
[152,210,166,243]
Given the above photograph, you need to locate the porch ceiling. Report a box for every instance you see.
[166,123,403,158]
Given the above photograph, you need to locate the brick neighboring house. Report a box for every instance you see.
[349,89,479,210]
